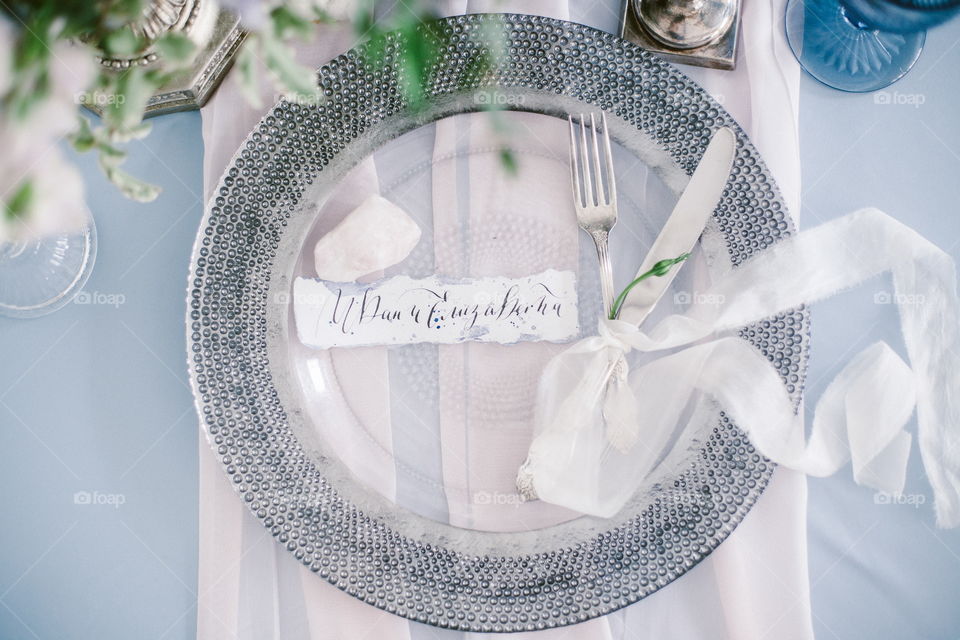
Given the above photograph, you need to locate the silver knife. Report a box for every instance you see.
[616,127,736,325]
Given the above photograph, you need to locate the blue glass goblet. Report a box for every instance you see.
[785,0,960,92]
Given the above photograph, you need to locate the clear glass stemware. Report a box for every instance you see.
[0,221,97,319]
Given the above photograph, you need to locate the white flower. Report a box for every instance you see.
[0,148,89,242]
[0,21,97,245]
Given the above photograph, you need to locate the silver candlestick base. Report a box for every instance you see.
[619,0,740,70]
[84,1,244,118]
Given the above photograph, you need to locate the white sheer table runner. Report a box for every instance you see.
[197,2,813,638]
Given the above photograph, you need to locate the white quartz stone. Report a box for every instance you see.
[313,194,421,281]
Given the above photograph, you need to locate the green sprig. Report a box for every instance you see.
[609,253,690,320]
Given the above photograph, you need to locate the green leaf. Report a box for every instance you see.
[353,0,377,35]
[649,255,689,277]
[97,141,128,168]
[106,67,153,131]
[262,36,320,103]
[10,76,50,122]
[15,28,50,71]
[105,0,147,25]
[143,66,176,88]
[391,21,443,110]
[270,6,312,40]
[154,32,195,64]
[101,164,162,202]
[103,27,142,57]
[107,120,152,143]
[355,1,444,108]
[498,149,518,176]
[5,180,34,222]
[609,253,690,320]
[69,115,97,153]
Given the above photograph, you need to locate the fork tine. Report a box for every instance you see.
[578,113,594,206]
[601,112,616,207]
[589,113,605,205]
[568,115,582,208]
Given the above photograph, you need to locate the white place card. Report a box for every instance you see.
[292,270,579,349]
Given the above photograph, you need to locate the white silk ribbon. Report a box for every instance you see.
[517,208,960,528]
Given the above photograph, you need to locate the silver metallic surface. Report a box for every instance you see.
[636,0,737,49]
[186,14,807,631]
[620,0,740,70]
[86,1,244,117]
[570,113,619,317]
[617,126,736,324]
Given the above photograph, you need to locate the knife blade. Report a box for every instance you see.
[616,127,736,325]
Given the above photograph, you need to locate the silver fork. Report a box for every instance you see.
[569,112,617,318]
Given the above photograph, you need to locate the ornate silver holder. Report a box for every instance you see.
[84,1,244,118]
[620,0,740,70]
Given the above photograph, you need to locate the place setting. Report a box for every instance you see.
[2,1,960,638]
[188,11,960,632]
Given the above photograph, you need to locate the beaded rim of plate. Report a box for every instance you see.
[186,14,808,632]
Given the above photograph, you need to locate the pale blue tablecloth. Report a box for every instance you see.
[1,5,959,639]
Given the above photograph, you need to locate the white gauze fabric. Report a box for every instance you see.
[519,208,960,527]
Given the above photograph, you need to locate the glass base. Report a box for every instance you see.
[785,0,926,92]
[0,220,97,319]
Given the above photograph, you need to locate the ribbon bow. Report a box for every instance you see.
[517,209,960,527]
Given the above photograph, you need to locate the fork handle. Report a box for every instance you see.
[588,229,615,319]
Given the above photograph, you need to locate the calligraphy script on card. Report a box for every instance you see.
[292,270,579,349]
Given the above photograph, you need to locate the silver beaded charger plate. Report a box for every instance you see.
[187,13,808,632]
